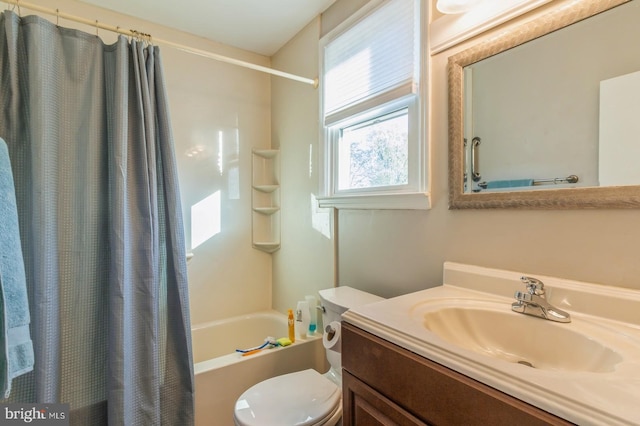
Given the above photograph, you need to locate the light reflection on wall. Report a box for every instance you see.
[309,143,313,178]
[221,128,241,200]
[310,193,331,239]
[227,166,240,200]
[218,130,224,175]
[185,126,240,250]
[191,190,221,249]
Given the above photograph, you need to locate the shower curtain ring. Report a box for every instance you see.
[56,9,59,26]
[95,20,99,36]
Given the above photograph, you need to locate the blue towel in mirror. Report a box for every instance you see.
[0,137,33,399]
[485,179,534,189]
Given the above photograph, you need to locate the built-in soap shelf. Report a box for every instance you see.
[253,207,280,215]
[251,149,280,253]
[253,185,279,193]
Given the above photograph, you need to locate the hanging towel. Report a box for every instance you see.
[484,179,534,189]
[0,137,33,399]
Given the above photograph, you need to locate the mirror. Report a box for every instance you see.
[448,0,640,209]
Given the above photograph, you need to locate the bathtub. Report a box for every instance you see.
[193,310,327,426]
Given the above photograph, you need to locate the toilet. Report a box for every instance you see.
[233,286,384,426]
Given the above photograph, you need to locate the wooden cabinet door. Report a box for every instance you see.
[343,370,428,426]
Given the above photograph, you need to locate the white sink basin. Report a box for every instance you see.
[342,262,640,426]
[419,304,622,373]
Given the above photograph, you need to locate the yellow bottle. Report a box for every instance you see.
[287,309,295,343]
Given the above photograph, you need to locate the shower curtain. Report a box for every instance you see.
[0,10,194,426]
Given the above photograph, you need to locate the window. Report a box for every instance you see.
[339,108,409,191]
[318,0,429,209]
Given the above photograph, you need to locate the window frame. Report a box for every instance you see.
[317,0,430,210]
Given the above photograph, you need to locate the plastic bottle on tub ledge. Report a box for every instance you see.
[305,295,317,335]
[295,301,310,340]
[287,309,295,343]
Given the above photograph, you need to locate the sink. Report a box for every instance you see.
[343,262,640,425]
[419,304,623,373]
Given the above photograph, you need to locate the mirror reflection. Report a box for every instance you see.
[448,0,640,209]
[463,0,640,194]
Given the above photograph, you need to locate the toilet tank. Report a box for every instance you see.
[318,286,384,324]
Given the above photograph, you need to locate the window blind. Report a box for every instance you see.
[323,0,418,125]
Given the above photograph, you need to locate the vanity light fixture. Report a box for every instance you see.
[436,0,486,14]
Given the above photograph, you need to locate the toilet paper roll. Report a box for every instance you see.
[322,321,341,353]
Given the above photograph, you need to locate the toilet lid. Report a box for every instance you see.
[234,369,341,426]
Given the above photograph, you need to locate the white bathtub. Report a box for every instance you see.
[193,310,327,426]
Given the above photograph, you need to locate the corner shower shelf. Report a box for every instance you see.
[252,242,281,253]
[253,207,280,215]
[251,149,280,253]
[253,184,279,193]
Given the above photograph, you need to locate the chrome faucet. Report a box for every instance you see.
[511,276,571,323]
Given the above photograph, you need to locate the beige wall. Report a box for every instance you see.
[270,19,337,313]
[18,0,274,326]
[272,0,640,307]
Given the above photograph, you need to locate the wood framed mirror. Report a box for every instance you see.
[448,0,640,209]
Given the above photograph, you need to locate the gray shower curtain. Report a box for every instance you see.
[0,10,194,425]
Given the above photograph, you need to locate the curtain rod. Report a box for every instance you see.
[4,0,319,87]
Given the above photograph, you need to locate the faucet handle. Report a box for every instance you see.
[514,290,533,304]
[520,276,545,295]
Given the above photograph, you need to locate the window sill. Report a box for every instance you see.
[316,192,431,210]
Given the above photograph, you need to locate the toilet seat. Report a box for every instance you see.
[234,369,341,426]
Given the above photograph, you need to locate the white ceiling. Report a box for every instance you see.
[79,0,337,56]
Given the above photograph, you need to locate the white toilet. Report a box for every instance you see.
[233,286,384,426]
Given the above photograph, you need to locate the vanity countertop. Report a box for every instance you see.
[343,262,640,426]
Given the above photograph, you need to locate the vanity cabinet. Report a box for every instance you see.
[341,322,573,426]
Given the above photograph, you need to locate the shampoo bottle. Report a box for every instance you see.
[295,301,310,339]
[287,309,295,343]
